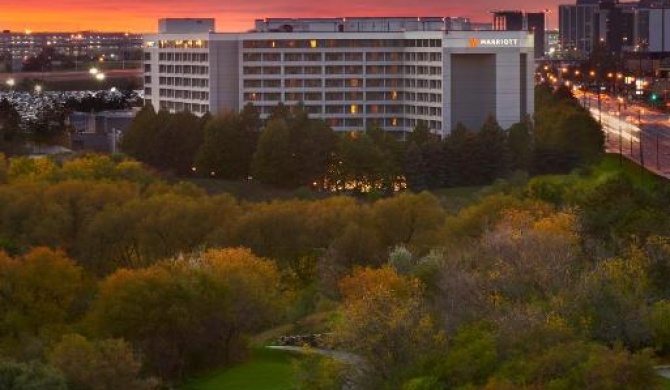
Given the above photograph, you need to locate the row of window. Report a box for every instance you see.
[158,100,210,113]
[157,52,209,62]
[152,40,209,49]
[157,77,209,88]
[239,97,442,117]
[241,65,440,76]
[158,64,209,74]
[241,77,442,90]
[159,88,210,101]
[242,39,442,49]
[242,51,442,62]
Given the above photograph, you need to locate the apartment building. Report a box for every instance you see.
[143,18,534,136]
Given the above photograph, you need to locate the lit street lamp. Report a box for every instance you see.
[89,67,99,75]
[95,73,105,81]
[6,78,15,89]
[34,84,42,93]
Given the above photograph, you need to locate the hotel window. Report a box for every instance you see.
[262,53,280,61]
[350,105,358,114]
[285,53,302,61]
[309,39,318,48]
[263,79,281,88]
[325,53,343,61]
[325,79,344,88]
[344,52,363,61]
[304,79,322,88]
[347,79,362,88]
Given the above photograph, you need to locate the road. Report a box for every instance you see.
[575,91,670,179]
[0,69,141,82]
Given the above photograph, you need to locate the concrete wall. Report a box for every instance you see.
[159,19,215,34]
[209,38,240,114]
[449,54,497,130]
[649,8,670,52]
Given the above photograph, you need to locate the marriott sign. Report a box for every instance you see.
[469,38,520,48]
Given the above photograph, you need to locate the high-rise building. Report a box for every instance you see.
[143,18,535,136]
[559,0,600,54]
[559,0,670,56]
[596,0,637,54]
[492,10,545,58]
[492,11,525,31]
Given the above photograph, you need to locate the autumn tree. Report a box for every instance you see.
[48,334,158,390]
[0,248,86,358]
[333,267,444,388]
[88,248,284,380]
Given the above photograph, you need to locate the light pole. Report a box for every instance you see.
[5,78,14,91]
[639,108,644,170]
[618,97,623,164]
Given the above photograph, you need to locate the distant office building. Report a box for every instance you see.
[545,29,560,56]
[144,18,535,136]
[492,11,525,31]
[559,0,670,56]
[635,0,670,52]
[492,10,546,58]
[596,0,637,53]
[0,31,142,61]
[559,0,599,54]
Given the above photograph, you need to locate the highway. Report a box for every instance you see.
[575,91,670,178]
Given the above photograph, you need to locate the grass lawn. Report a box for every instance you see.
[182,348,298,390]
[661,376,670,390]
[596,153,666,190]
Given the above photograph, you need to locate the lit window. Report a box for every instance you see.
[350,105,358,114]
[310,39,318,48]
[392,118,398,126]
[391,90,398,100]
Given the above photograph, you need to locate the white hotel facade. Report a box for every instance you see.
[143,18,535,136]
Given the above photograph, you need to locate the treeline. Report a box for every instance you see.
[121,84,603,192]
[2,153,670,388]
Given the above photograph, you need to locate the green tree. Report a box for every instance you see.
[120,105,157,164]
[195,108,258,179]
[0,360,67,390]
[0,99,22,154]
[477,115,509,183]
[506,118,533,172]
[252,105,335,188]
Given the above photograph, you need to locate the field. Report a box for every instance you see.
[182,348,299,390]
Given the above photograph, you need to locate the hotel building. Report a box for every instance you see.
[143,18,534,136]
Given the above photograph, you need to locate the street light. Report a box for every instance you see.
[6,78,15,89]
[34,84,42,93]
[89,67,99,75]
[617,97,623,165]
[95,73,105,81]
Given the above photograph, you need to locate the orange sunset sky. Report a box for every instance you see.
[0,0,562,33]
